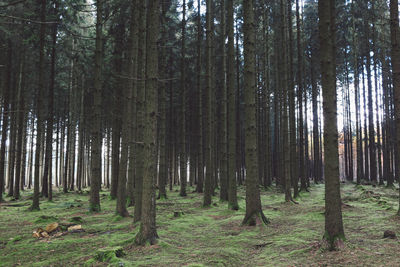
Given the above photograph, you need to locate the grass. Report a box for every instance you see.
[0,183,399,266]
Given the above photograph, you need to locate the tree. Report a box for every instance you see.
[30,0,47,211]
[242,0,269,226]
[0,40,11,203]
[203,0,213,207]
[195,0,204,194]
[180,0,187,197]
[389,0,400,216]
[134,0,147,222]
[219,0,228,202]
[135,0,159,245]
[13,49,25,200]
[227,0,238,210]
[42,0,58,201]
[89,0,103,212]
[318,0,345,249]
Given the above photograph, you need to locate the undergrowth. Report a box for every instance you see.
[0,183,399,266]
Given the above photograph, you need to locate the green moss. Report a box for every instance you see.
[88,203,101,212]
[112,215,125,222]
[93,246,125,262]
[34,215,58,223]
[1,185,400,266]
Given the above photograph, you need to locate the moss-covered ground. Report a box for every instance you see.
[0,183,399,266]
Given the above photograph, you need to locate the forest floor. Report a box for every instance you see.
[0,183,399,267]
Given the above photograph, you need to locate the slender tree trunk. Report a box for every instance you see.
[263,5,271,189]
[242,0,269,226]
[227,0,238,210]
[63,114,70,193]
[389,0,400,215]
[135,0,160,245]
[296,0,306,192]
[44,6,57,200]
[31,0,47,211]
[362,65,369,181]
[372,19,382,184]
[110,20,124,200]
[77,80,85,192]
[365,20,377,183]
[134,0,147,222]
[352,1,363,183]
[318,0,345,248]
[203,0,213,207]
[158,0,168,200]
[116,0,139,217]
[311,54,320,185]
[14,51,25,200]
[0,40,11,202]
[20,112,28,190]
[127,0,139,205]
[89,0,103,212]
[219,0,228,202]
[287,0,298,200]
[28,115,34,189]
[179,0,187,197]
[195,0,204,194]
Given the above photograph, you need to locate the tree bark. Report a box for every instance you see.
[135,0,160,245]
[134,0,147,222]
[31,0,47,211]
[0,40,11,202]
[389,0,400,215]
[179,0,187,197]
[203,0,213,207]
[242,0,269,226]
[227,0,238,210]
[318,0,345,248]
[89,0,103,212]
[219,0,228,202]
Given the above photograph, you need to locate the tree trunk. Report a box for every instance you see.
[31,0,47,211]
[158,0,168,200]
[179,0,187,197]
[134,0,160,245]
[203,0,213,207]
[134,0,147,222]
[365,19,377,183]
[297,0,306,192]
[195,0,204,194]
[242,0,269,226]
[14,50,25,199]
[43,6,57,200]
[219,0,228,202]
[0,40,11,202]
[227,0,238,210]
[89,0,103,212]
[389,0,400,215]
[127,0,139,205]
[318,0,345,248]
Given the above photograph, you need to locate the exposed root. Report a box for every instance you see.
[242,210,270,226]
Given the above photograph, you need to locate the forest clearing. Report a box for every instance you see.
[0,183,399,266]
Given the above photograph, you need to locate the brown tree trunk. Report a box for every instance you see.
[389,0,400,215]
[134,0,147,222]
[227,0,238,210]
[318,0,345,248]
[89,0,103,212]
[135,0,160,245]
[31,0,47,211]
[242,0,269,226]
[0,40,11,202]
[203,0,213,207]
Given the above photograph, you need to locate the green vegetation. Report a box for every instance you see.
[0,184,399,266]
